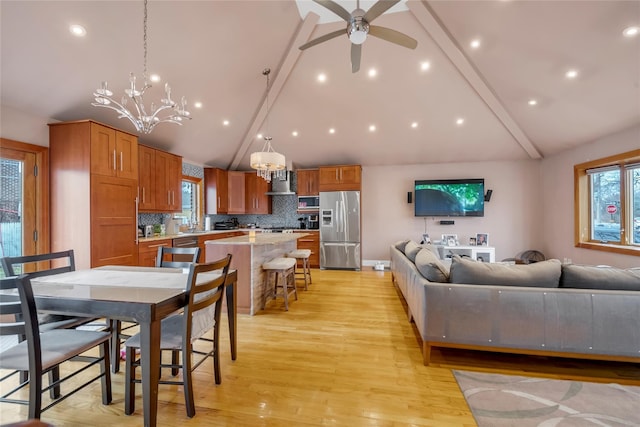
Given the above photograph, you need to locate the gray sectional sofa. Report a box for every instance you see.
[390,240,640,365]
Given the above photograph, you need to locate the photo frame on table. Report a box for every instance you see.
[442,234,458,246]
[476,233,489,246]
[469,237,477,246]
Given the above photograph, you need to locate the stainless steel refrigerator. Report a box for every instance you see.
[320,191,361,270]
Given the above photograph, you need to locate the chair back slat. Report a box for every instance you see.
[156,247,200,269]
[1,250,75,278]
[0,276,39,345]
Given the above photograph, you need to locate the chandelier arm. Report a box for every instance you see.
[92,96,140,123]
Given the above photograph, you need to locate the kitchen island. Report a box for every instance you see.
[205,233,308,315]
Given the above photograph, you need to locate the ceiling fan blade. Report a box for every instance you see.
[363,0,401,23]
[313,0,351,22]
[299,29,346,50]
[351,43,361,73]
[368,25,418,49]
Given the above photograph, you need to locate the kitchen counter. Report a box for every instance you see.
[138,228,317,243]
[204,233,309,246]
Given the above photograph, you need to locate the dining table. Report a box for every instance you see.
[29,265,238,427]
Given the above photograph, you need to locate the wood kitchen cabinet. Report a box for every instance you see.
[138,238,172,267]
[138,145,182,213]
[295,231,320,268]
[318,165,361,191]
[296,169,319,196]
[227,171,246,214]
[204,167,228,214]
[198,231,243,259]
[49,120,139,269]
[90,122,138,180]
[245,172,272,214]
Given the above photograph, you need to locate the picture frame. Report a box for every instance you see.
[476,233,489,246]
[469,237,477,246]
[441,234,458,246]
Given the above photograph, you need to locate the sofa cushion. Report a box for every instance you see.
[421,243,442,260]
[560,264,640,291]
[404,240,422,263]
[449,255,561,287]
[414,248,449,282]
[395,240,410,253]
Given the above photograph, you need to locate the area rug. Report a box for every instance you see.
[453,370,640,427]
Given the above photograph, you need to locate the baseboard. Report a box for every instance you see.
[362,259,390,270]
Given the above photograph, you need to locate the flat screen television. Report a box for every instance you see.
[414,178,484,217]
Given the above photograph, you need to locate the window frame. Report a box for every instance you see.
[180,175,204,228]
[574,148,640,256]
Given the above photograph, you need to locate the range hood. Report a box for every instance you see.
[265,170,295,195]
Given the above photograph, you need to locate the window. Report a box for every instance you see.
[574,149,640,256]
[177,176,203,228]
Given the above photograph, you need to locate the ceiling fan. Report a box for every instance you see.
[299,0,418,73]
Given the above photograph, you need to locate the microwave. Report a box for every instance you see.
[297,196,320,211]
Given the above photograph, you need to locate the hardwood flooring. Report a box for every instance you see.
[1,269,638,426]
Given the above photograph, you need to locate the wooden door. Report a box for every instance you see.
[90,122,116,177]
[227,171,246,214]
[138,145,155,210]
[90,175,138,267]
[167,153,182,211]
[204,167,228,214]
[245,172,271,214]
[115,131,138,180]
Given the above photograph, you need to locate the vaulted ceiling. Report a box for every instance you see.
[1,1,638,170]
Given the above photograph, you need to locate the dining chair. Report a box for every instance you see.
[110,246,202,372]
[0,275,112,419]
[124,254,232,418]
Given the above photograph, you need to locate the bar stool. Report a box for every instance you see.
[262,257,297,311]
[287,249,312,290]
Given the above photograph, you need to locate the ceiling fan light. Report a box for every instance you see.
[349,28,367,44]
[348,16,369,45]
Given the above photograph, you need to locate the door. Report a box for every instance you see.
[320,242,361,270]
[0,139,47,273]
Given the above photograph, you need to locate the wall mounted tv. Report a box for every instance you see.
[414,178,484,217]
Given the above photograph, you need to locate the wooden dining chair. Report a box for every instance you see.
[124,254,232,418]
[110,246,202,372]
[0,275,112,419]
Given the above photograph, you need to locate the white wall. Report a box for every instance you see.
[0,105,52,146]
[540,124,640,268]
[362,160,544,263]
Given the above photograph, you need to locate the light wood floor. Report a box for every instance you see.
[1,269,638,426]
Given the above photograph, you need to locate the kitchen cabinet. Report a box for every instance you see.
[227,171,246,214]
[198,231,243,259]
[318,165,361,191]
[296,169,319,196]
[138,238,172,267]
[138,145,182,213]
[204,167,228,214]
[90,122,138,180]
[295,231,319,268]
[49,120,139,269]
[245,172,271,214]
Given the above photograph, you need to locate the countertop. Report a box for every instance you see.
[204,233,310,246]
[139,228,318,243]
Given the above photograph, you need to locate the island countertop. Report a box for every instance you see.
[204,233,309,246]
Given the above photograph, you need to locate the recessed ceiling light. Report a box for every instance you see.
[565,69,579,79]
[369,124,376,132]
[194,102,203,109]
[456,118,465,126]
[69,24,86,37]
[420,61,431,71]
[470,39,481,49]
[317,73,327,82]
[623,26,640,37]
[528,99,538,106]
[222,119,229,126]
[329,128,336,134]
[292,131,298,137]
[368,68,377,78]
[149,74,161,83]
[257,133,263,139]
[411,122,418,128]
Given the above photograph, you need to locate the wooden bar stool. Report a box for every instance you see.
[262,257,298,311]
[287,249,312,290]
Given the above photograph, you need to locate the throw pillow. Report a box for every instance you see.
[560,264,640,291]
[449,255,561,287]
[404,240,421,263]
[395,240,410,253]
[414,248,449,282]
[421,243,443,260]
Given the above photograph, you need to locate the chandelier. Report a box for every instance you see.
[250,68,286,182]
[92,0,191,134]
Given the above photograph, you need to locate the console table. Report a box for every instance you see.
[435,245,495,262]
